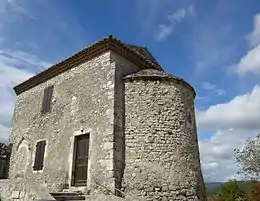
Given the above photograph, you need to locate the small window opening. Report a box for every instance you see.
[188,112,192,124]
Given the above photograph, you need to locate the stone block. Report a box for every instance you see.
[11,190,20,199]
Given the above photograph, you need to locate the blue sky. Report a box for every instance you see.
[1,0,260,182]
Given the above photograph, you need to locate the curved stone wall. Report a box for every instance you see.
[123,73,206,201]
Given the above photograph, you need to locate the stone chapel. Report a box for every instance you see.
[1,35,206,201]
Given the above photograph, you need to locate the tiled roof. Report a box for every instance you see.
[125,45,161,67]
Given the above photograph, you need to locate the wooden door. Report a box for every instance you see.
[72,134,89,186]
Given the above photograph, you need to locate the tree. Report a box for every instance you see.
[216,180,245,201]
[234,134,260,180]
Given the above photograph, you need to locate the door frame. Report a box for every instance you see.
[68,129,91,189]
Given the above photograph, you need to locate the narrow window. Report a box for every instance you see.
[41,85,54,114]
[188,112,192,124]
[33,140,46,171]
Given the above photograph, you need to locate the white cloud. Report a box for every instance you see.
[246,14,260,48]
[197,85,260,130]
[232,14,260,76]
[0,49,51,72]
[155,24,173,41]
[199,129,256,182]
[234,44,260,75]
[201,82,226,96]
[202,82,217,90]
[215,89,226,96]
[0,0,30,19]
[155,4,196,41]
[0,0,34,143]
[197,85,260,181]
[0,49,50,142]
[167,8,186,24]
[0,62,34,86]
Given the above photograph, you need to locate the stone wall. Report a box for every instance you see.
[111,52,142,195]
[9,52,117,192]
[123,77,206,201]
[0,178,55,201]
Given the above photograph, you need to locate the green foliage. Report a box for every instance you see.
[206,182,223,196]
[205,181,251,197]
[234,134,260,180]
[206,180,260,200]
[216,180,246,201]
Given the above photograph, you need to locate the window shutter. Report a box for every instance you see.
[45,85,53,113]
[38,141,46,170]
[41,85,54,114]
[41,88,48,114]
[33,141,46,171]
[33,142,40,170]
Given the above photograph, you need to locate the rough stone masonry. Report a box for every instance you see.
[1,35,206,201]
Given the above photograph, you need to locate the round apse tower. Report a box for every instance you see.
[122,69,206,201]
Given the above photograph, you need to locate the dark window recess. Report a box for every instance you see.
[41,85,54,114]
[188,112,192,124]
[33,140,46,171]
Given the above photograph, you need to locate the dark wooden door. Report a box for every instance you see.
[72,134,89,186]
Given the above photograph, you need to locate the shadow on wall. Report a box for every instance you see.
[0,142,12,179]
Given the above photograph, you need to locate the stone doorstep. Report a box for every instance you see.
[50,192,85,201]
[63,186,86,193]
[35,200,56,201]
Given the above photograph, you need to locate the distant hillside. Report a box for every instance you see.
[205,181,251,196]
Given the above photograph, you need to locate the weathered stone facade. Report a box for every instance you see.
[0,178,55,201]
[122,69,205,200]
[4,36,206,201]
[9,52,118,192]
